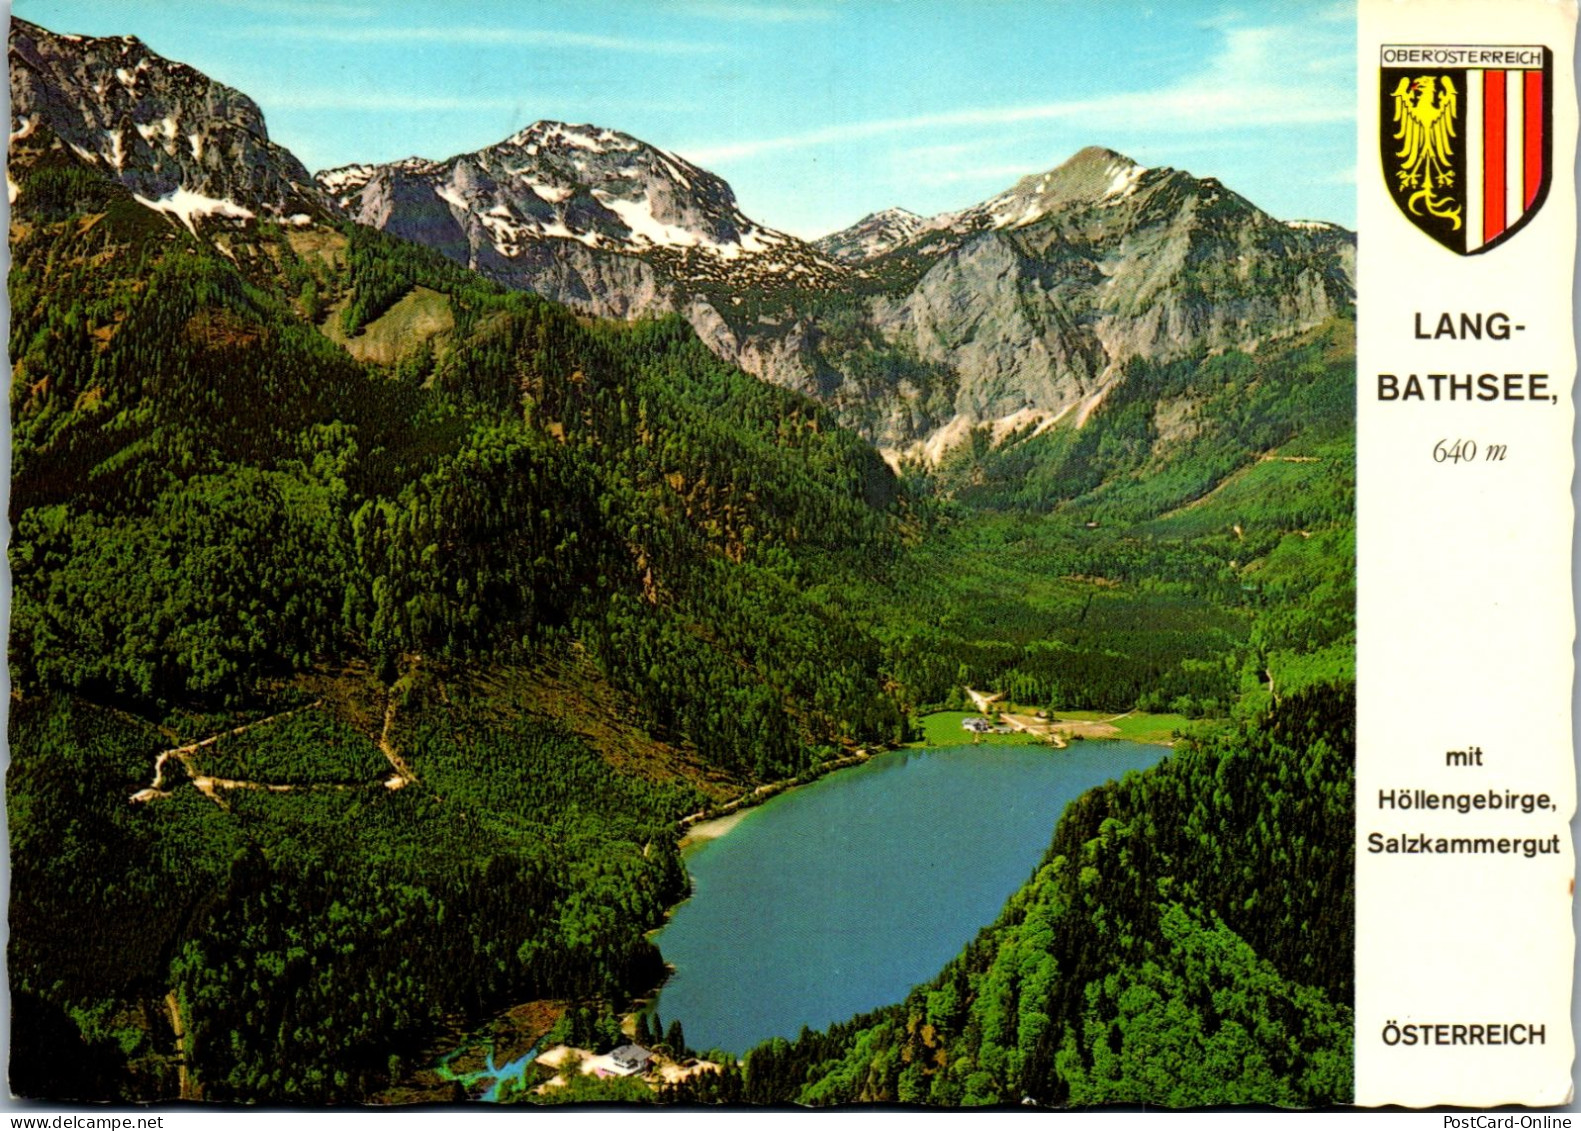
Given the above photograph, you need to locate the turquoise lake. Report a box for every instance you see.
[651,740,1166,1056]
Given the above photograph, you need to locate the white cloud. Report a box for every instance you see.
[256,89,701,119]
[264,91,521,111]
[911,163,1054,188]
[230,24,713,54]
[676,1,835,22]
[680,13,1352,165]
[206,0,381,17]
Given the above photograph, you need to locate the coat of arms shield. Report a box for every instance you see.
[1380,45,1552,254]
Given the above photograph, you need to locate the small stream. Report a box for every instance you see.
[436,1041,541,1102]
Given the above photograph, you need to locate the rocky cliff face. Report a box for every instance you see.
[323,135,1353,461]
[8,17,327,222]
[844,147,1356,457]
[317,122,844,304]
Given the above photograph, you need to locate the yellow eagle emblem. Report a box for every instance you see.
[1389,74,1462,229]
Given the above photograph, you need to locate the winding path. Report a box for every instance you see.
[130,665,423,806]
[130,701,324,807]
[165,990,193,1100]
[378,696,416,789]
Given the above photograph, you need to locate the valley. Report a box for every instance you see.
[8,15,1354,1107]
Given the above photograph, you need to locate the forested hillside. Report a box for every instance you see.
[10,104,1353,1106]
[7,137,909,1100]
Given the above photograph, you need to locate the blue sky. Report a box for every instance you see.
[13,0,1357,237]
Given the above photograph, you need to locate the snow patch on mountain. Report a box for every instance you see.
[317,164,378,194]
[537,219,603,248]
[433,182,469,213]
[133,185,255,233]
[11,18,329,218]
[597,190,703,250]
[103,127,125,169]
[134,115,181,153]
[1104,160,1144,200]
[991,199,1044,230]
[10,114,41,142]
[526,180,574,204]
[657,153,693,190]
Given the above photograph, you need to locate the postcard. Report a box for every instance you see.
[3,0,1573,1111]
[1357,0,1574,1108]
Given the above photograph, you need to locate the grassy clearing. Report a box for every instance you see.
[323,285,454,366]
[1050,710,1192,745]
[911,709,1191,747]
[912,711,1049,747]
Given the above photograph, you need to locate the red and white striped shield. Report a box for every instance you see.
[1381,46,1552,255]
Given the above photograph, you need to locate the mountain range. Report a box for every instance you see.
[9,15,1354,464]
[6,14,1357,1106]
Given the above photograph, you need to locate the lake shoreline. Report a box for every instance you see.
[422,715,1187,1087]
[641,709,1190,1051]
[677,807,751,848]
[674,709,1188,850]
[673,748,876,842]
[650,737,1170,1055]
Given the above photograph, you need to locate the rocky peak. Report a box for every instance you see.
[317,156,441,202]
[8,16,327,221]
[316,117,813,267]
[479,119,770,253]
[957,146,1149,233]
[503,120,646,157]
[312,127,1351,462]
[814,207,926,264]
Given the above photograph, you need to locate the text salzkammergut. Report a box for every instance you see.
[1366,833,1561,858]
